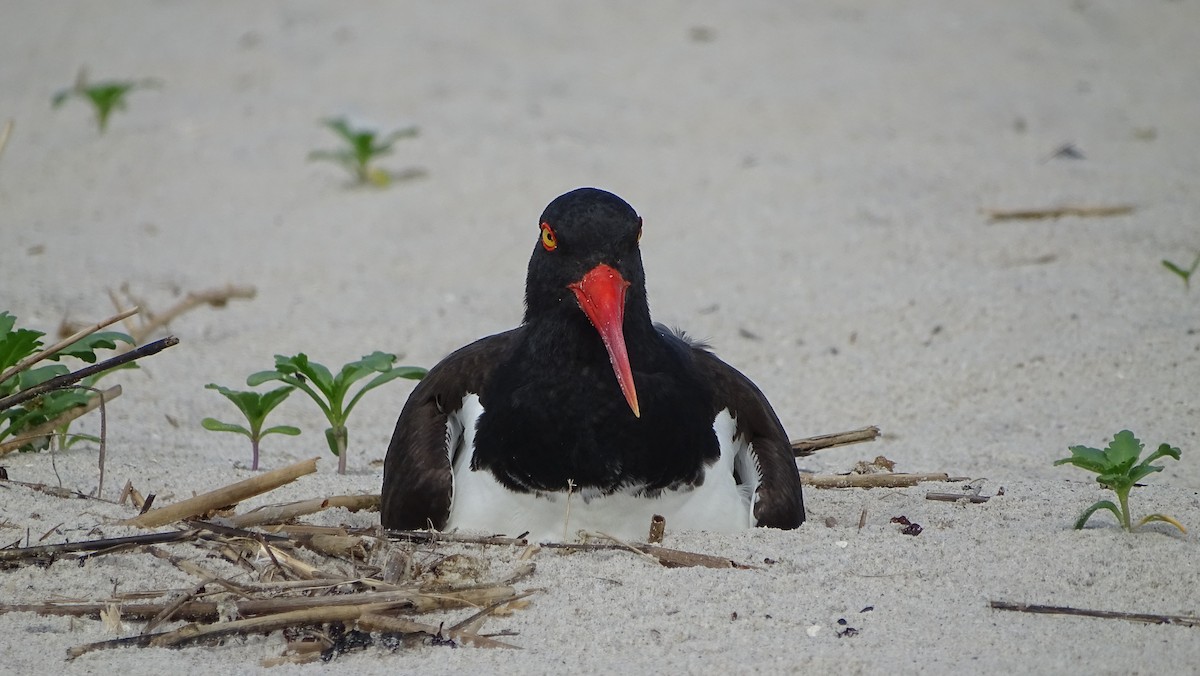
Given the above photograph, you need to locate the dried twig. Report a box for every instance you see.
[10,586,519,624]
[124,457,319,528]
[802,472,966,488]
[142,580,210,634]
[989,600,1200,627]
[386,530,529,546]
[0,529,199,564]
[984,205,1135,222]
[0,308,140,386]
[359,612,521,649]
[228,494,379,528]
[539,540,754,569]
[0,336,178,412]
[926,491,991,504]
[792,426,880,456]
[0,385,121,457]
[112,284,256,345]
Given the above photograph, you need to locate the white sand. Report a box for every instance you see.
[2,1,1199,673]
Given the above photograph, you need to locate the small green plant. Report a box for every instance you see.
[1055,430,1185,533]
[308,117,420,186]
[248,352,425,474]
[1162,252,1200,290]
[0,311,133,452]
[202,384,301,471]
[51,71,160,133]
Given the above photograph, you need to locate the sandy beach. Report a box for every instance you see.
[2,1,1199,673]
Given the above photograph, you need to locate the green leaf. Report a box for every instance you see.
[325,426,342,456]
[52,331,134,363]
[274,353,335,396]
[1125,463,1165,486]
[205,383,295,437]
[246,369,289,387]
[1073,500,1123,530]
[256,385,295,415]
[1140,442,1182,466]
[18,364,70,389]
[344,366,427,416]
[336,351,397,390]
[201,418,251,437]
[0,314,44,375]
[262,425,301,437]
[1054,445,1110,474]
[1101,430,1143,474]
[61,432,101,449]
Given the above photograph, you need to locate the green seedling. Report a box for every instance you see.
[51,72,160,133]
[308,117,420,186]
[1055,430,1185,533]
[0,311,133,452]
[248,352,425,474]
[1162,252,1200,290]
[202,384,301,471]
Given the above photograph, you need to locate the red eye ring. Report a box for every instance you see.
[540,222,558,251]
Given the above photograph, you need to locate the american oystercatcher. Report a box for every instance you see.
[381,188,805,541]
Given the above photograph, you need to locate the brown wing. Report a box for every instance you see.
[380,329,520,530]
[690,348,806,529]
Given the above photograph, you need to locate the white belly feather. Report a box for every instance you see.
[445,394,760,543]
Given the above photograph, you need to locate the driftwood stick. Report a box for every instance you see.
[0,529,198,563]
[385,530,529,546]
[67,633,159,659]
[325,493,381,512]
[124,284,256,345]
[0,385,121,456]
[802,472,965,488]
[9,586,517,623]
[448,588,538,635]
[227,494,378,528]
[539,541,754,569]
[227,498,332,528]
[926,491,991,503]
[185,518,289,542]
[293,533,367,560]
[149,601,405,651]
[989,600,1200,627]
[359,612,521,649]
[0,478,91,500]
[0,307,140,385]
[984,205,1135,222]
[142,580,210,634]
[123,457,319,528]
[792,426,880,456]
[0,336,178,412]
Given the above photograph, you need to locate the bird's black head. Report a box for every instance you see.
[523,187,650,416]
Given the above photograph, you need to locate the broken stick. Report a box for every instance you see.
[792,426,880,456]
[0,336,178,412]
[802,472,965,488]
[990,600,1200,628]
[123,457,319,529]
[984,205,1135,222]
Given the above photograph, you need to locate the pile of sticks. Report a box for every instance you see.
[0,456,771,664]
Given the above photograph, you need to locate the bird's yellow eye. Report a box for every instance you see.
[540,222,558,251]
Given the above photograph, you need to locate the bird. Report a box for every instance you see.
[381,188,805,542]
